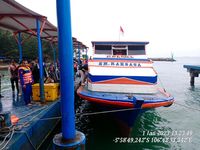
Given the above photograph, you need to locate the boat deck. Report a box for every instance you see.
[81,85,171,100]
[0,92,61,150]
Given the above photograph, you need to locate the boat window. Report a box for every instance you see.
[128,45,145,55]
[128,45,145,50]
[95,45,112,54]
[95,49,112,54]
[113,49,127,55]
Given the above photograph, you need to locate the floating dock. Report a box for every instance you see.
[0,93,61,150]
[183,65,200,86]
[0,0,88,149]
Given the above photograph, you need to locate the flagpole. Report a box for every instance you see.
[119,30,121,41]
[119,26,124,41]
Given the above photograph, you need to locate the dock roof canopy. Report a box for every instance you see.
[0,0,87,48]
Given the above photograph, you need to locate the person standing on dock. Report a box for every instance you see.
[32,58,47,83]
[18,59,34,105]
[79,64,88,85]
[32,58,40,83]
[8,60,19,94]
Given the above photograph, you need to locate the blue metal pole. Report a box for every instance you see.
[53,1,86,149]
[56,0,75,139]
[17,32,23,63]
[36,19,45,103]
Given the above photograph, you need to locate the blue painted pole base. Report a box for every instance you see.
[53,130,86,150]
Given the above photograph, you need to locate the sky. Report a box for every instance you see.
[16,0,200,57]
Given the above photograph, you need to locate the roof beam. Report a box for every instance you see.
[18,28,57,33]
[10,16,36,35]
[21,34,33,44]
[0,14,43,18]
[40,19,46,35]
[0,22,19,31]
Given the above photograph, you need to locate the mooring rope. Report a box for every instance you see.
[0,105,50,150]
[157,75,167,92]
[19,105,49,120]
[38,101,200,122]
[174,101,200,112]
[39,107,142,121]
[0,126,15,150]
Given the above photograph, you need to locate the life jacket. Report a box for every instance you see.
[23,72,33,84]
[18,66,33,85]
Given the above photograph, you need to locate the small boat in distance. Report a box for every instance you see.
[77,41,174,135]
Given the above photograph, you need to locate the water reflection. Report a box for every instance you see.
[186,86,200,107]
[0,69,25,111]
[131,110,171,150]
[12,93,24,107]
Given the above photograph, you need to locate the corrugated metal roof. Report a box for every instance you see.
[0,0,58,42]
[0,0,87,48]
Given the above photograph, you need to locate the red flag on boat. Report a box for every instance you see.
[120,26,124,34]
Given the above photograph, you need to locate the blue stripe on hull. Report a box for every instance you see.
[88,74,157,84]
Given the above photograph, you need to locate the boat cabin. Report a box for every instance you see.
[92,41,149,58]
[87,41,157,94]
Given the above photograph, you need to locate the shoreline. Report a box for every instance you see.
[149,58,176,62]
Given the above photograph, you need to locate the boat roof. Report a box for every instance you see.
[0,0,87,48]
[91,41,149,46]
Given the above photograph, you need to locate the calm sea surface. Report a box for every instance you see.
[1,57,200,150]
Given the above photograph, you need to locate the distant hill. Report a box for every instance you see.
[149,57,176,61]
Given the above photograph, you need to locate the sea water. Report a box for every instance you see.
[1,57,200,150]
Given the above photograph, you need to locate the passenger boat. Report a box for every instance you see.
[77,41,174,135]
